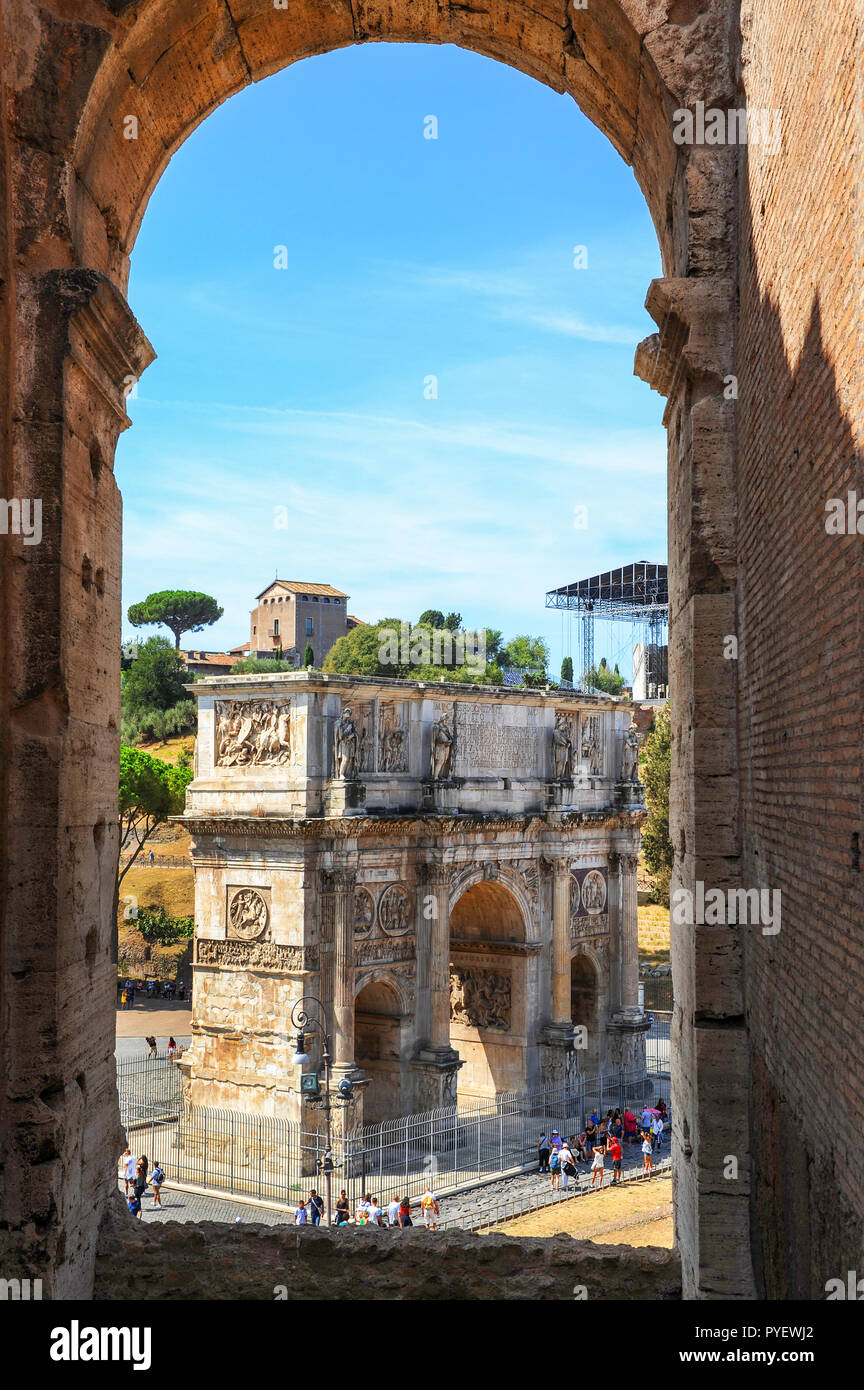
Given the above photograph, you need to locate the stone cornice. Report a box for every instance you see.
[184,670,625,709]
[179,809,646,840]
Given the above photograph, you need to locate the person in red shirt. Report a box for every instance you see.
[623,1109,638,1144]
[607,1134,623,1184]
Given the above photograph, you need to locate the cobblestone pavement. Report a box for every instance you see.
[118,1140,671,1230]
[118,1181,296,1226]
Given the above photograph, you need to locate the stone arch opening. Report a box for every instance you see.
[0,0,748,1301]
[449,879,527,1099]
[355,977,405,1125]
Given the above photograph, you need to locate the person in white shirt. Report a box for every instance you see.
[367,1198,383,1226]
[558,1145,575,1191]
[387,1195,400,1228]
[294,1200,308,1225]
[120,1149,137,1195]
[651,1115,664,1150]
[641,1133,654,1177]
[590,1144,605,1189]
[355,1194,372,1224]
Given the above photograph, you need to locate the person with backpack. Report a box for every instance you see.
[150,1161,165,1207]
[549,1145,562,1190]
[420,1186,440,1230]
[559,1142,577,1190]
[145,1034,157,1059]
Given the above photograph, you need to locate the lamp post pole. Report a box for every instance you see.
[291,995,352,1229]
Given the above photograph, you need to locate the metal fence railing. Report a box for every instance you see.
[643,976,673,1014]
[118,1064,671,1213]
[117,1053,184,1127]
[645,1019,671,1078]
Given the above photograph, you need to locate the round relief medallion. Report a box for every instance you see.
[581,870,607,915]
[228,888,269,940]
[378,884,410,935]
[354,888,374,936]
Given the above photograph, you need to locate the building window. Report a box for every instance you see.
[306,618,313,635]
[273,619,279,636]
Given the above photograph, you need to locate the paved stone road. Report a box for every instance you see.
[118,1181,296,1226]
[118,1139,671,1229]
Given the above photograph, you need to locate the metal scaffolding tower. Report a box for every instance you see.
[546,562,669,692]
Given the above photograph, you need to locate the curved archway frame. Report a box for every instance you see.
[1,0,746,1300]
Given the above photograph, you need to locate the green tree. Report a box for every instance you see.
[561,656,574,684]
[585,656,627,696]
[303,643,315,668]
[128,589,224,649]
[443,612,462,631]
[641,705,673,906]
[123,637,188,714]
[118,746,192,893]
[230,656,296,674]
[500,634,549,678]
[418,609,446,629]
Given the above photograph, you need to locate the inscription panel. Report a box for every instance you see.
[453,704,537,776]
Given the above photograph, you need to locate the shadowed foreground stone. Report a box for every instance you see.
[93,1201,681,1302]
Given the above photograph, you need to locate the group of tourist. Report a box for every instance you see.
[295,1187,441,1229]
[120,1148,165,1219]
[537,1100,668,1190]
[118,978,187,1009]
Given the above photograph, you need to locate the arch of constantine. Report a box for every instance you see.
[180,674,647,1125]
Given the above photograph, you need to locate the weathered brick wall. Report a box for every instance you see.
[93,1200,681,1302]
[736,0,864,1297]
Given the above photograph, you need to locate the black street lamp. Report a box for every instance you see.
[290,995,354,1227]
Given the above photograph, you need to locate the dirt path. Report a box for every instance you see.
[483,1172,673,1245]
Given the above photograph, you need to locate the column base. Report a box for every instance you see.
[323,780,366,815]
[540,1023,581,1086]
[412,1047,463,1110]
[606,1010,650,1074]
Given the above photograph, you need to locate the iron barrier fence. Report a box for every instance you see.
[645,1018,671,1078]
[119,1064,670,1213]
[117,1052,184,1127]
[643,976,673,1014]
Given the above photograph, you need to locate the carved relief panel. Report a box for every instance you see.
[226,886,271,941]
[377,701,407,772]
[580,714,604,776]
[378,883,411,935]
[570,867,608,919]
[215,700,291,767]
[449,966,512,1030]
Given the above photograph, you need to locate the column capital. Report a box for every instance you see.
[618,853,639,875]
[542,854,572,878]
[418,861,450,887]
[322,868,356,894]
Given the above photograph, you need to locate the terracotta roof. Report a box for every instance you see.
[346,615,366,626]
[180,650,243,667]
[256,579,349,600]
[229,642,250,654]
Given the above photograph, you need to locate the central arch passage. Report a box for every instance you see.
[449,880,528,1101]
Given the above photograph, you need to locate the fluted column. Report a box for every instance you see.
[551,857,572,1025]
[420,861,452,1051]
[328,867,357,1069]
[619,852,640,1014]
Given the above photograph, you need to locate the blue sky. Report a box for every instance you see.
[118,42,666,677]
